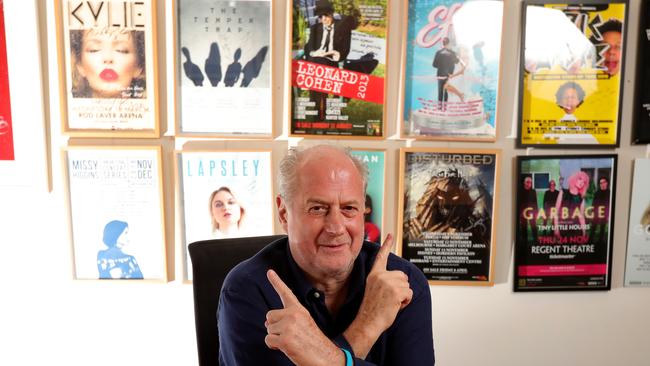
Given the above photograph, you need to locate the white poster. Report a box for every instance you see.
[625,159,650,287]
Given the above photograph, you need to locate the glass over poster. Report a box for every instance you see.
[176,0,273,137]
[518,1,626,147]
[398,148,499,285]
[290,0,388,137]
[402,0,503,141]
[351,149,385,244]
[514,155,616,291]
[178,150,274,280]
[57,0,159,137]
[624,159,650,287]
[64,146,167,281]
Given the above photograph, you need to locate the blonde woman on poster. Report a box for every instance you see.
[208,186,247,239]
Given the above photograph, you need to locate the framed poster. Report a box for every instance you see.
[518,0,627,147]
[55,0,159,138]
[514,154,617,291]
[624,159,650,286]
[289,0,388,138]
[397,148,500,285]
[632,0,650,143]
[64,146,167,281]
[177,150,274,281]
[0,0,49,189]
[351,149,385,243]
[175,0,273,137]
[401,0,503,141]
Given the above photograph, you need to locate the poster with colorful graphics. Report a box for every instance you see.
[632,0,650,143]
[178,150,273,280]
[514,155,616,291]
[177,0,272,136]
[351,149,385,243]
[518,1,626,147]
[398,148,499,285]
[65,147,167,281]
[290,0,387,137]
[0,0,14,160]
[402,0,502,140]
[624,159,650,287]
[58,0,159,137]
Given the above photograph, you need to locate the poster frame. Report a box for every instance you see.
[632,0,650,143]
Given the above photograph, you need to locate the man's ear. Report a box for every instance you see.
[276,195,289,232]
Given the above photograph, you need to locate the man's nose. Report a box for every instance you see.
[324,210,345,235]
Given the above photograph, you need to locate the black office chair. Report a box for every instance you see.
[188,235,287,366]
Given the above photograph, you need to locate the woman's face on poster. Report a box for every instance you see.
[76,30,142,98]
[116,227,129,249]
[211,190,241,228]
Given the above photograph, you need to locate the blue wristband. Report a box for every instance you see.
[341,348,353,366]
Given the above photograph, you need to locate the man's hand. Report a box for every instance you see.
[343,234,413,358]
[265,270,344,366]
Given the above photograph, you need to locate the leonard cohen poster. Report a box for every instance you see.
[0,0,14,160]
[290,0,388,137]
[515,155,616,291]
[179,150,273,280]
[60,0,157,133]
[65,147,166,280]
[519,1,626,146]
[403,0,503,140]
[624,159,650,287]
[177,0,272,135]
[399,149,499,284]
[351,150,385,244]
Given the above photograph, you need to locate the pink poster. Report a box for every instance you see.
[0,1,14,161]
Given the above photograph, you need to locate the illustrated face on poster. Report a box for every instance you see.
[400,150,498,283]
[519,2,626,146]
[66,148,166,280]
[625,159,650,286]
[351,150,385,243]
[180,151,273,280]
[178,0,272,135]
[515,155,616,291]
[290,0,387,137]
[403,0,503,140]
[61,0,156,131]
[0,0,14,161]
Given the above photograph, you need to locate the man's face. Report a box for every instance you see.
[599,178,608,191]
[602,31,622,76]
[320,14,334,27]
[278,149,365,281]
[560,87,580,114]
[549,180,556,191]
[524,177,533,190]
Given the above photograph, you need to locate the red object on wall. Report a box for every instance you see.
[0,1,15,161]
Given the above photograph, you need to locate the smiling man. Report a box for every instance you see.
[218,145,435,365]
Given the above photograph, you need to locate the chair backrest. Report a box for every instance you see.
[188,235,287,366]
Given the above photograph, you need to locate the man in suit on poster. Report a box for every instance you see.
[432,37,460,111]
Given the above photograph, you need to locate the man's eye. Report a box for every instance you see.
[309,206,327,214]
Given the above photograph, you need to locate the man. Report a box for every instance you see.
[592,19,623,76]
[518,175,539,244]
[542,179,560,228]
[303,0,355,120]
[589,176,611,245]
[432,37,459,111]
[218,145,435,365]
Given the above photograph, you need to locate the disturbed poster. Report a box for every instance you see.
[515,155,616,291]
[290,0,387,137]
[399,149,499,284]
[519,1,626,146]
[402,0,502,140]
[177,0,272,135]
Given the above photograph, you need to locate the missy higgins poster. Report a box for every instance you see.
[402,0,503,141]
[514,155,616,291]
[0,0,14,160]
[290,0,388,137]
[624,159,650,287]
[59,0,158,135]
[177,0,272,136]
[65,147,167,281]
[351,149,385,244]
[398,148,499,284]
[518,1,627,147]
[178,150,273,280]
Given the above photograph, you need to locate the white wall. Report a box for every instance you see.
[1,0,649,365]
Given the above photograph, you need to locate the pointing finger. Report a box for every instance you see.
[267,269,300,308]
[371,233,394,272]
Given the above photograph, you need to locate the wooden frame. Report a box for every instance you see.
[397,147,500,286]
[624,159,650,286]
[288,0,389,138]
[176,149,275,282]
[632,0,650,143]
[55,0,160,138]
[514,154,617,291]
[517,0,627,147]
[173,0,274,138]
[399,0,504,141]
[63,146,168,281]
[351,149,387,244]
[0,0,49,189]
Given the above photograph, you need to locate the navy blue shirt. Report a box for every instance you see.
[218,238,435,365]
